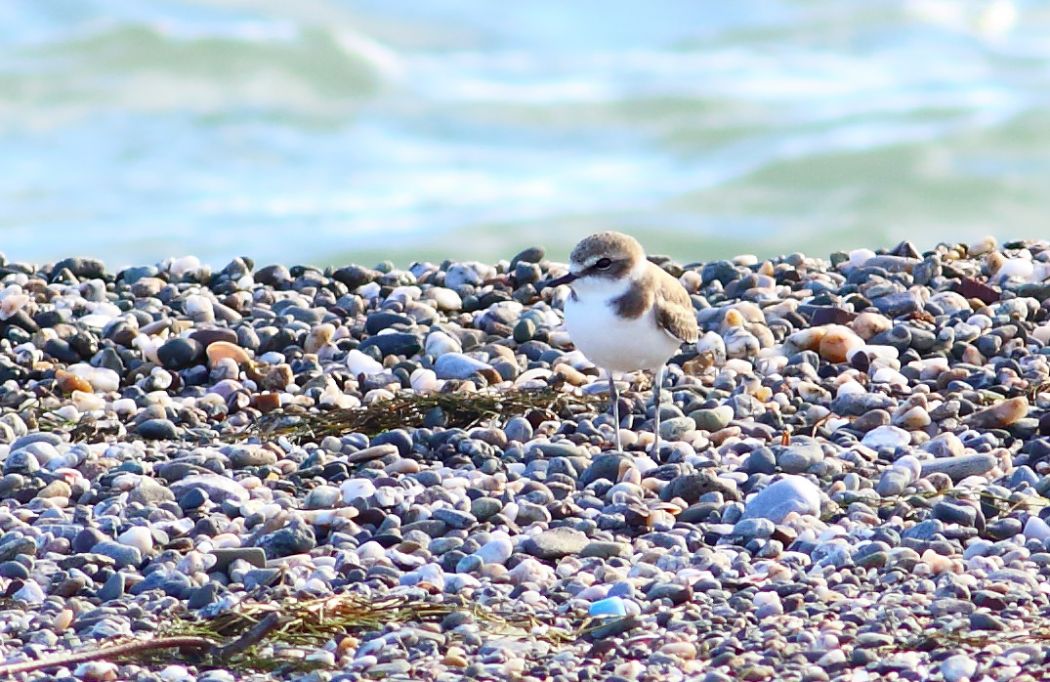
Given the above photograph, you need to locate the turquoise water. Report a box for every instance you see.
[2,0,1049,268]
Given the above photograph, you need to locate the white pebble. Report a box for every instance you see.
[0,292,30,321]
[340,478,377,502]
[428,286,462,311]
[862,425,910,450]
[166,255,201,277]
[72,391,106,412]
[74,661,119,682]
[847,248,876,268]
[508,557,556,587]
[475,535,513,565]
[424,329,461,356]
[184,294,213,318]
[893,454,922,481]
[997,257,1033,281]
[50,405,80,423]
[695,331,727,364]
[871,367,907,386]
[941,654,977,682]
[742,476,821,523]
[753,591,784,618]
[159,665,195,682]
[346,349,384,376]
[835,380,865,397]
[118,526,154,555]
[356,541,385,562]
[69,364,121,393]
[410,368,440,393]
[111,398,138,415]
[1033,325,1050,346]
[356,282,381,299]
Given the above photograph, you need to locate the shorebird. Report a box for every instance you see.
[548,232,699,453]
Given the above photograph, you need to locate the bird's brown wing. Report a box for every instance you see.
[653,270,699,343]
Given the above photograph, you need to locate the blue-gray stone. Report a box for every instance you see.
[97,572,126,601]
[902,519,943,541]
[776,439,823,474]
[920,454,996,482]
[831,393,896,416]
[874,291,922,317]
[358,333,421,357]
[434,353,492,379]
[743,447,777,475]
[432,508,476,530]
[0,560,30,580]
[0,534,36,562]
[3,450,39,475]
[10,433,63,451]
[136,419,180,441]
[659,417,695,441]
[170,474,248,505]
[257,522,315,559]
[188,582,223,610]
[504,416,534,443]
[932,501,978,527]
[371,429,413,457]
[733,517,776,539]
[244,568,282,590]
[91,541,142,569]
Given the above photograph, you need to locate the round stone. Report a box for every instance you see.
[157,337,204,370]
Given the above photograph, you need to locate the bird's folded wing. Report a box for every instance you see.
[655,287,699,343]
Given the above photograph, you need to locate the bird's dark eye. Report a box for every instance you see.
[595,258,612,270]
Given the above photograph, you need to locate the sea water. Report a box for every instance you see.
[1,0,1048,267]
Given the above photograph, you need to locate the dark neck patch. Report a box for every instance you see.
[611,276,652,319]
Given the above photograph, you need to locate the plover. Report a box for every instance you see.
[548,231,699,453]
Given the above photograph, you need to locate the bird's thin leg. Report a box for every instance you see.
[652,364,666,456]
[609,373,622,452]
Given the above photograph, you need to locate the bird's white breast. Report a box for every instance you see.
[563,276,682,373]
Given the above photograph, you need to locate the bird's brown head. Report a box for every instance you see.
[548,232,645,287]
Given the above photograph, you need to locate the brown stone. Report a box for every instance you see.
[954,277,999,305]
[206,340,251,367]
[55,369,93,394]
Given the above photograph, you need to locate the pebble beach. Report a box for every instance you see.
[2,238,1050,681]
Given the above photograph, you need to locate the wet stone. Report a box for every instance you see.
[257,522,316,559]
[932,500,978,526]
[358,332,422,357]
[157,338,204,370]
[136,419,180,441]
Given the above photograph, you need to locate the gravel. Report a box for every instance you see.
[1,237,1049,681]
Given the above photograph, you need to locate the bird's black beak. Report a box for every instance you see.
[544,272,578,288]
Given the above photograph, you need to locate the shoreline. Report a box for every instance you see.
[0,238,1047,681]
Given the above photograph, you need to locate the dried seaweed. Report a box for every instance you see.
[0,590,586,676]
[244,386,604,442]
[150,590,582,673]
